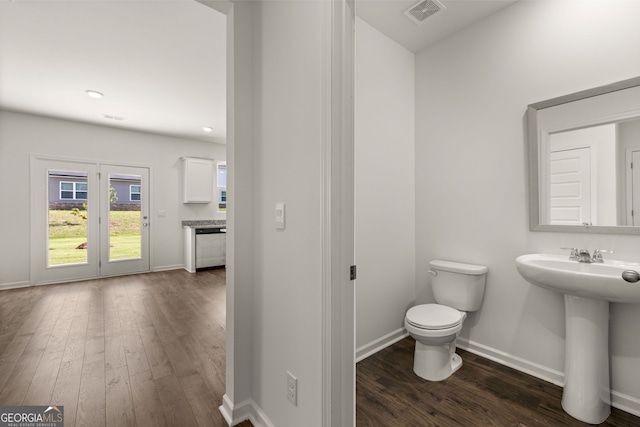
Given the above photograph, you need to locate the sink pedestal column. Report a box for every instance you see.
[562,295,610,424]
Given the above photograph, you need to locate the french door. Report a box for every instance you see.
[31,157,150,284]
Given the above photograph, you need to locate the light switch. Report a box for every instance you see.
[275,202,286,230]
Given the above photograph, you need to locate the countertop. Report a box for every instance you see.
[182,220,226,229]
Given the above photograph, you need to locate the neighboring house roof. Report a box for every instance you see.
[49,171,139,181]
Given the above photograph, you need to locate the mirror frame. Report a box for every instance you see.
[528,76,640,234]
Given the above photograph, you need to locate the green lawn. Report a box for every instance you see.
[48,210,141,265]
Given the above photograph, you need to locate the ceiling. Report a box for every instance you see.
[0,1,516,145]
[0,0,227,144]
[356,0,518,53]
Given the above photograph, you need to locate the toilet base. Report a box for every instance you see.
[413,340,463,381]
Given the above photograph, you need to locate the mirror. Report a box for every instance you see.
[528,76,640,234]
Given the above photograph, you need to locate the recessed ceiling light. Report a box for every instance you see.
[103,114,124,121]
[203,127,213,132]
[86,90,104,99]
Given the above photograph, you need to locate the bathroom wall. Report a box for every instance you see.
[355,17,415,359]
[0,110,226,287]
[415,0,640,414]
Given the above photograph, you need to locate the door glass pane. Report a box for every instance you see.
[48,170,88,266]
[109,173,142,260]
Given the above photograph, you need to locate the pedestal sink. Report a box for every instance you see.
[515,254,640,424]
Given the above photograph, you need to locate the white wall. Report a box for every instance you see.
[0,110,225,287]
[247,1,326,425]
[355,18,415,358]
[415,0,640,413]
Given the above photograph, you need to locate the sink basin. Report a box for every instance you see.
[516,253,640,424]
[515,253,640,303]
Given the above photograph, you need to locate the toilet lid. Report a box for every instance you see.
[406,304,462,330]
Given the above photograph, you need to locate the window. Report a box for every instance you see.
[60,181,87,200]
[217,162,226,210]
[130,185,141,201]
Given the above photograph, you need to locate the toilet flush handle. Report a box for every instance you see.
[427,270,437,276]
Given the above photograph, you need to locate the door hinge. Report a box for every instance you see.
[99,260,102,268]
[632,162,634,169]
[350,265,357,281]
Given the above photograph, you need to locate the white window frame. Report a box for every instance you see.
[217,162,227,211]
[130,184,141,201]
[59,181,87,200]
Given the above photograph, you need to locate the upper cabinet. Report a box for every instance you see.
[183,157,214,203]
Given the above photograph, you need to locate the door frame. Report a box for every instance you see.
[625,147,640,225]
[30,156,99,284]
[30,154,153,285]
[99,163,150,277]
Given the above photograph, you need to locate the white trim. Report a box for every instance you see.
[320,1,333,425]
[625,146,640,225]
[356,328,409,362]
[219,395,275,427]
[0,281,32,291]
[151,264,183,272]
[611,390,640,418]
[325,1,356,425]
[457,337,564,387]
[129,184,141,201]
[59,180,88,200]
[219,394,234,425]
[457,337,640,417]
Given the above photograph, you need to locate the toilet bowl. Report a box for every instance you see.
[405,304,467,381]
[405,260,487,381]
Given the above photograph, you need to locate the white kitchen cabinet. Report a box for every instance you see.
[183,157,214,203]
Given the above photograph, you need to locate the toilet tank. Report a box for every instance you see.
[430,260,488,311]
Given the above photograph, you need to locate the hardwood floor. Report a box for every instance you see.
[357,337,640,426]
[8,270,638,427]
[0,268,251,427]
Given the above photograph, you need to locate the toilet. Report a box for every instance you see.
[405,260,488,381]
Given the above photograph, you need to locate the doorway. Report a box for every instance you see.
[31,156,150,284]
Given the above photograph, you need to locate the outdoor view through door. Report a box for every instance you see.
[47,170,144,265]
[32,157,150,284]
[107,172,143,261]
[48,170,90,265]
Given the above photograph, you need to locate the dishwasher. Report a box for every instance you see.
[195,227,226,269]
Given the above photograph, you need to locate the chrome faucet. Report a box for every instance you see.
[591,249,613,263]
[577,249,592,263]
[561,247,614,263]
[561,247,579,261]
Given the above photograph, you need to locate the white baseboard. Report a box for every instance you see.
[612,390,640,418]
[152,264,183,272]
[356,327,409,362]
[0,280,32,291]
[456,337,564,387]
[219,394,275,427]
[457,337,640,418]
[0,267,186,291]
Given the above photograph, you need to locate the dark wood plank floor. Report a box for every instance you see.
[0,268,251,427]
[357,337,640,426]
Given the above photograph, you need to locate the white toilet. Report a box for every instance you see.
[405,260,488,381]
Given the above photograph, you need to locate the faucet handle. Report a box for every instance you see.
[592,249,614,263]
[561,247,579,260]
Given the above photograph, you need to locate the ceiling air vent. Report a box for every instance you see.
[404,0,446,24]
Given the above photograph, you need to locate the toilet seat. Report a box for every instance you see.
[406,304,463,330]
